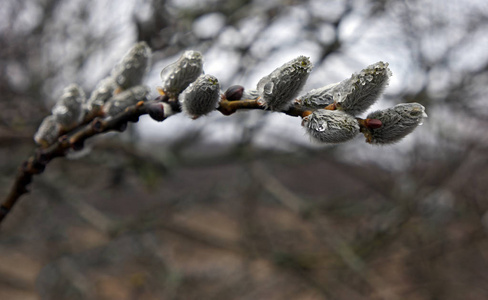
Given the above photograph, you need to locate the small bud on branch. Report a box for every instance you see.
[159,50,204,99]
[224,85,245,101]
[111,42,152,91]
[363,103,427,144]
[34,116,61,148]
[52,84,86,131]
[86,77,116,114]
[257,56,312,111]
[303,109,360,143]
[103,85,150,117]
[180,74,221,119]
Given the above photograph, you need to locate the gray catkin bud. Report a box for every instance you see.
[52,84,86,131]
[365,103,427,144]
[242,89,260,100]
[295,82,338,109]
[303,109,360,143]
[334,61,391,115]
[160,50,204,98]
[111,42,152,90]
[34,115,61,147]
[179,74,220,118]
[86,77,116,113]
[257,56,312,111]
[295,62,391,115]
[102,85,150,117]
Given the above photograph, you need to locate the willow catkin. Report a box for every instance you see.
[52,84,86,131]
[257,56,312,111]
[102,85,150,117]
[303,109,360,143]
[111,42,151,90]
[160,50,204,98]
[365,103,427,144]
[180,74,220,118]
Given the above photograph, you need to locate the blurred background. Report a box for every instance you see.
[1,0,488,299]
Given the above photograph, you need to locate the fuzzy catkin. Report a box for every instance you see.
[102,85,150,117]
[334,61,391,115]
[295,62,391,116]
[365,103,427,144]
[179,74,220,118]
[303,109,360,143]
[34,115,61,147]
[86,77,116,113]
[257,56,312,111]
[52,84,86,131]
[295,82,338,109]
[160,50,204,98]
[111,42,151,90]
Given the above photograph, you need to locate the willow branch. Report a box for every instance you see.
[217,98,311,118]
[0,96,371,226]
[0,98,172,224]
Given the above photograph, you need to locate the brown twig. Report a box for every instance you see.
[217,98,311,118]
[0,95,373,226]
[0,99,168,225]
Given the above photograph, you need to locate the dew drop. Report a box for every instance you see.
[365,74,373,82]
[316,123,327,132]
[264,81,274,94]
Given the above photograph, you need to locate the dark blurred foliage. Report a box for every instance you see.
[1,0,488,299]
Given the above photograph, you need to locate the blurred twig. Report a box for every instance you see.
[252,162,400,300]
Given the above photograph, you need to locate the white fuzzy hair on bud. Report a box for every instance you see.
[160,50,204,98]
[111,42,152,90]
[295,62,391,115]
[86,77,116,114]
[102,85,150,117]
[334,61,391,115]
[365,103,427,144]
[179,74,220,118]
[52,84,86,131]
[34,115,61,147]
[295,82,338,109]
[257,56,312,111]
[303,109,360,143]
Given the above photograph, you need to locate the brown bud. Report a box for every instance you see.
[365,118,382,129]
[224,85,244,101]
[147,103,166,121]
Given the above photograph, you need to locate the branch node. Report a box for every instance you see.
[91,118,104,133]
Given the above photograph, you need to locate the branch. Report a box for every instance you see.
[218,98,314,118]
[0,98,173,225]
[0,94,377,226]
